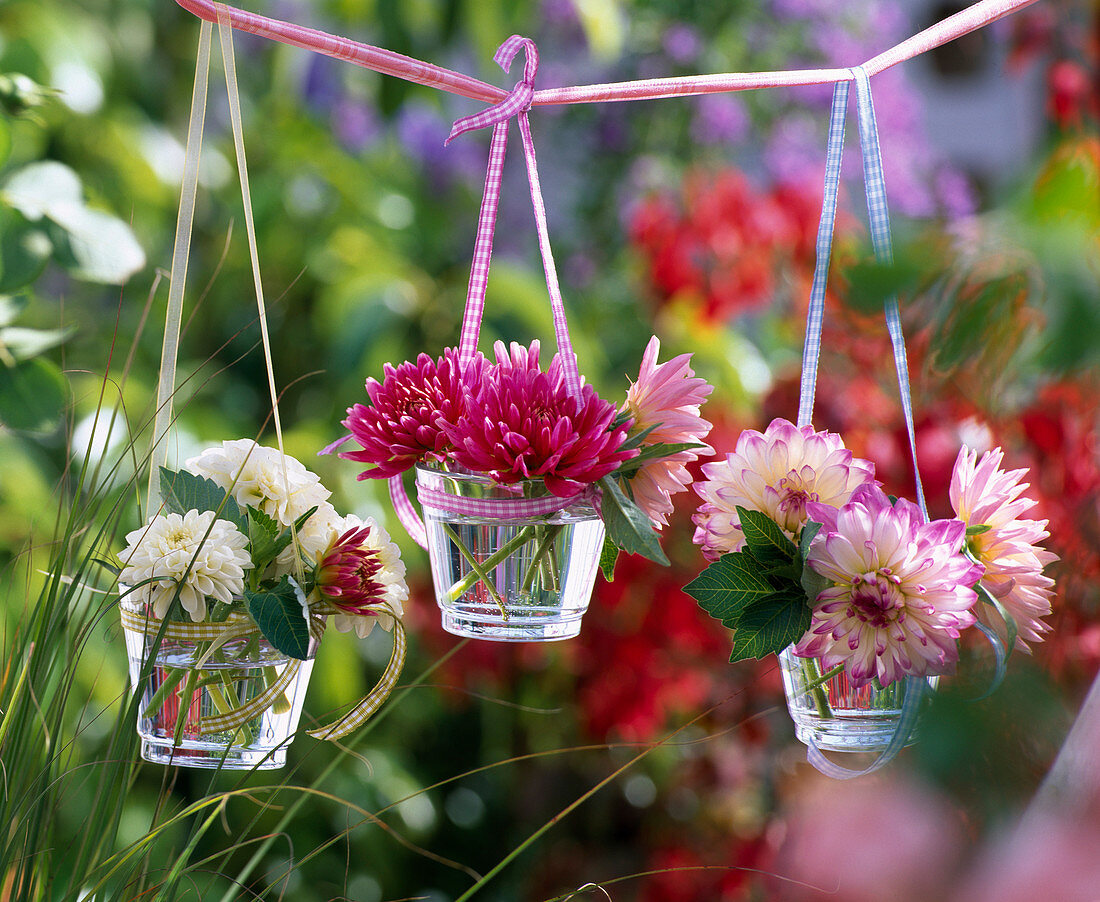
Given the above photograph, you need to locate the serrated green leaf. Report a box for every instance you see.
[599,475,668,566]
[246,577,311,660]
[599,535,619,582]
[253,505,321,574]
[684,552,777,622]
[158,467,248,532]
[245,506,283,568]
[737,506,797,565]
[728,592,812,662]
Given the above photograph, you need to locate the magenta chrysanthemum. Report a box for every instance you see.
[445,340,636,498]
[794,484,982,688]
[692,418,877,560]
[620,336,713,528]
[950,445,1057,651]
[340,348,478,479]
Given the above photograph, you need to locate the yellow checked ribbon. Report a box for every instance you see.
[121,605,406,742]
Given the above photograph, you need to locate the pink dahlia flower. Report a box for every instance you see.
[340,348,480,479]
[620,336,713,528]
[950,445,1057,651]
[315,516,407,639]
[446,341,636,498]
[692,418,876,560]
[794,484,982,688]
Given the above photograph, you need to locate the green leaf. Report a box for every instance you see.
[1,161,82,221]
[0,325,75,361]
[599,535,619,582]
[158,467,247,532]
[250,505,320,573]
[0,116,11,169]
[684,552,777,623]
[615,441,709,477]
[0,356,67,432]
[245,506,282,568]
[797,519,831,601]
[966,523,992,536]
[728,592,812,662]
[599,475,668,566]
[0,216,52,293]
[0,294,28,327]
[737,506,797,565]
[46,207,145,285]
[246,577,311,660]
[799,520,822,561]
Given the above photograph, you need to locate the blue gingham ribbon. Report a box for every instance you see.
[795,67,932,779]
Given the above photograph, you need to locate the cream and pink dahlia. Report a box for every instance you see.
[950,445,1057,651]
[340,349,477,480]
[620,336,713,528]
[794,485,982,688]
[445,341,636,498]
[315,514,407,638]
[692,418,876,560]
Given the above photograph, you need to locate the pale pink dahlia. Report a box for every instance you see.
[620,336,713,528]
[692,418,876,560]
[950,445,1057,651]
[794,485,982,688]
[446,341,636,498]
[340,348,479,479]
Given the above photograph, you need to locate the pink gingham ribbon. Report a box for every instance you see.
[416,481,600,520]
[446,35,583,400]
[385,37,594,548]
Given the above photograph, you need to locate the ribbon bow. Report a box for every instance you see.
[446,35,539,144]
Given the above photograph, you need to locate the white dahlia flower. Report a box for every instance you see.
[185,439,331,528]
[120,510,251,622]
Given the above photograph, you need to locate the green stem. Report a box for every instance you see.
[141,667,188,719]
[443,523,538,613]
[264,665,292,715]
[173,668,200,746]
[520,525,562,594]
[799,658,841,720]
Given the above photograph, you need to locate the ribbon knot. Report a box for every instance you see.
[446,35,538,144]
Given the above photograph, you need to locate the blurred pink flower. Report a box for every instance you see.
[621,336,713,528]
[692,418,876,559]
[795,484,982,688]
[776,774,964,902]
[340,349,477,479]
[446,341,635,498]
[950,445,1057,651]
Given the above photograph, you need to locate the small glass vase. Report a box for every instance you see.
[416,466,605,641]
[779,648,915,753]
[123,613,316,770]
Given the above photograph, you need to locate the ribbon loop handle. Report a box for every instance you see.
[446,35,538,144]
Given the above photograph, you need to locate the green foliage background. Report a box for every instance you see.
[0,0,1096,899]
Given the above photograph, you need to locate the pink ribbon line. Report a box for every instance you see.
[447,35,583,401]
[417,484,589,520]
[175,0,1040,106]
[389,472,600,550]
